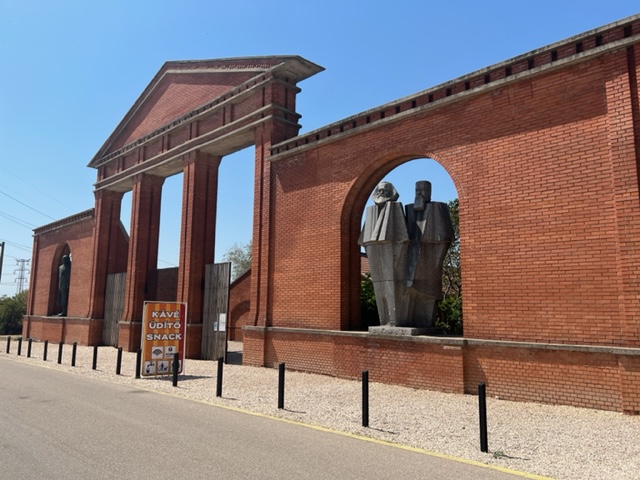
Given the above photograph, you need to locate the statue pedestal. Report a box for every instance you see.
[368,326,441,337]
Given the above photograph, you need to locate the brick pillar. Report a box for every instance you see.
[604,48,640,347]
[87,189,124,319]
[177,150,221,358]
[26,235,40,316]
[250,120,299,331]
[120,173,164,351]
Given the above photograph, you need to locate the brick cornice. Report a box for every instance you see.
[34,209,94,236]
[270,14,640,160]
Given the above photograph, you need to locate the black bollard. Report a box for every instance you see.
[116,347,123,375]
[92,345,98,370]
[216,357,223,397]
[57,342,63,364]
[478,383,489,453]
[71,342,77,367]
[362,370,370,428]
[43,340,48,361]
[27,338,33,358]
[17,337,22,356]
[135,349,141,379]
[278,363,285,409]
[5,336,10,354]
[172,354,179,387]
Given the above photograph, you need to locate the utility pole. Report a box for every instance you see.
[0,241,4,286]
[14,259,30,294]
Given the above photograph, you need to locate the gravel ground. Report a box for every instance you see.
[2,339,639,480]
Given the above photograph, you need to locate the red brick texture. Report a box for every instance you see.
[24,26,640,412]
[242,327,639,413]
[176,152,220,343]
[228,270,251,341]
[266,48,640,347]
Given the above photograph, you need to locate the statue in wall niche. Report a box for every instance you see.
[358,181,410,326]
[405,181,455,328]
[57,255,71,316]
[359,180,455,332]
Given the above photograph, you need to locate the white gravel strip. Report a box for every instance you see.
[2,339,639,480]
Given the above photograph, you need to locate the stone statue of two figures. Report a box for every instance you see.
[359,180,455,333]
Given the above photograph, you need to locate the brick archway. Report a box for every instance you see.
[339,151,461,331]
[25,17,640,412]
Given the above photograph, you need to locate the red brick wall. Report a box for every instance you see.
[229,270,251,341]
[28,215,96,317]
[244,327,639,413]
[463,344,623,411]
[267,47,640,348]
[250,328,465,393]
[23,316,103,346]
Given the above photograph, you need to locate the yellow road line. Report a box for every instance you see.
[1,354,553,479]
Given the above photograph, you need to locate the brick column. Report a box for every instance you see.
[120,173,164,350]
[87,189,124,319]
[250,119,299,331]
[177,150,221,358]
[604,47,640,348]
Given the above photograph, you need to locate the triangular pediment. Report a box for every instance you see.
[89,56,323,166]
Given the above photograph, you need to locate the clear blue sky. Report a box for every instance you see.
[0,1,637,298]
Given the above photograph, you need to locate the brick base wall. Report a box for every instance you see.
[243,327,640,414]
[22,315,104,346]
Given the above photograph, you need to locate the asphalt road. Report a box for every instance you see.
[0,358,527,480]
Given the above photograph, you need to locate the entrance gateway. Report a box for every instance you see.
[23,15,640,413]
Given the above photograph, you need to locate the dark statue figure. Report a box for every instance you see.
[359,180,455,333]
[57,254,71,316]
[405,181,456,328]
[358,181,409,326]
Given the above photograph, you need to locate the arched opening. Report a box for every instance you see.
[347,157,460,334]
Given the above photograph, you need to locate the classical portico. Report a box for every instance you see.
[24,56,323,357]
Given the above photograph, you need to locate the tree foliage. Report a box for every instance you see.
[437,198,462,335]
[0,290,27,335]
[222,241,252,282]
[360,273,379,327]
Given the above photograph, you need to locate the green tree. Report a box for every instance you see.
[437,198,462,335]
[222,241,252,282]
[0,290,27,335]
[360,273,379,328]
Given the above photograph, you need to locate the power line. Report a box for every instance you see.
[0,165,77,212]
[0,238,32,252]
[0,189,56,220]
[0,210,37,229]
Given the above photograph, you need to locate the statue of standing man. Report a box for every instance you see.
[57,254,71,316]
[358,181,410,326]
[405,181,455,328]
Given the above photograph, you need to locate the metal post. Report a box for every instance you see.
[0,241,4,285]
[43,340,48,361]
[172,353,179,387]
[57,342,63,364]
[116,347,122,375]
[71,342,77,367]
[135,349,141,379]
[17,337,22,356]
[478,383,489,453]
[362,370,369,428]
[216,357,223,397]
[27,338,32,358]
[278,363,285,409]
[5,336,10,354]
[92,345,98,370]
